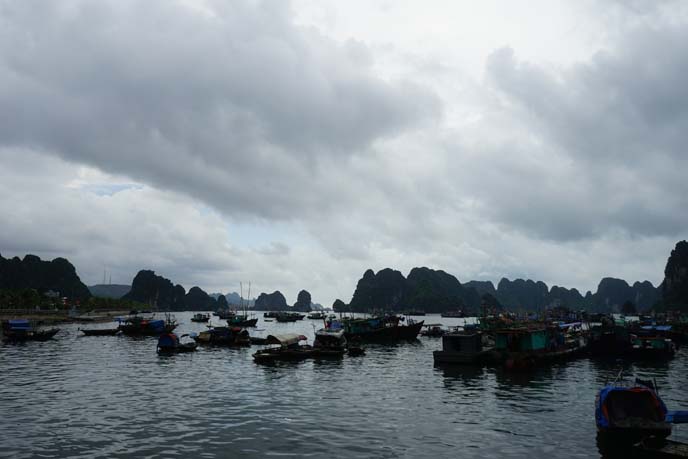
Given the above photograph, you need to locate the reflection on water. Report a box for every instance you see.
[0,313,686,458]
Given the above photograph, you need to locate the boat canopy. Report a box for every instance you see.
[640,325,672,331]
[157,333,179,348]
[266,334,307,346]
[316,329,345,339]
[7,319,31,330]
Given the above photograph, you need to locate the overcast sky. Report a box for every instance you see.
[1,0,687,305]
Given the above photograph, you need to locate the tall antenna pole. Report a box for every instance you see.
[247,282,251,314]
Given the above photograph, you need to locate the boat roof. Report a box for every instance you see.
[266,334,307,346]
[315,328,345,338]
[423,323,443,327]
[559,322,582,328]
[641,325,672,331]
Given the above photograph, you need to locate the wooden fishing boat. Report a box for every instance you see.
[2,320,60,342]
[225,315,258,327]
[117,315,177,336]
[190,313,210,323]
[312,328,347,358]
[340,315,423,343]
[80,328,120,336]
[157,333,198,354]
[307,311,326,319]
[433,331,493,365]
[596,377,672,443]
[275,312,306,322]
[252,334,312,363]
[194,326,251,346]
[628,335,676,360]
[420,324,446,337]
[491,324,588,370]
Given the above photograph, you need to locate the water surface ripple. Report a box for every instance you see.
[1,313,686,458]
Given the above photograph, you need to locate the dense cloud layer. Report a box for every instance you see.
[0,0,439,220]
[0,0,686,303]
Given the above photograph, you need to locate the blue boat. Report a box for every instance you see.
[157,333,197,354]
[117,315,177,336]
[193,326,251,346]
[595,374,688,446]
[2,319,60,342]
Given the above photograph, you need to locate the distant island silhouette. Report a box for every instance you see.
[1,240,687,313]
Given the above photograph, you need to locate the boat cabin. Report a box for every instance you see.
[313,329,346,349]
[441,332,483,353]
[265,334,308,349]
[494,328,547,352]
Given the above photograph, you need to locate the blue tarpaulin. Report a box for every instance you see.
[7,319,31,330]
[640,325,672,331]
[667,411,688,423]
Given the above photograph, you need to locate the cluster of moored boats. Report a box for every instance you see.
[3,311,429,361]
[3,309,688,455]
[432,313,684,371]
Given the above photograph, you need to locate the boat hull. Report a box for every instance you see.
[80,328,120,336]
[344,321,423,343]
[433,349,493,365]
[253,348,313,363]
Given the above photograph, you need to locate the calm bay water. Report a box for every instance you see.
[1,313,687,458]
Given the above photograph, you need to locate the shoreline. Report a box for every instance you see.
[0,310,130,325]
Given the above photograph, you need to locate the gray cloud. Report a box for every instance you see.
[0,1,686,303]
[0,0,440,221]
[471,25,688,241]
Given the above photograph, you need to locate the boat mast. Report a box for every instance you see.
[247,282,251,316]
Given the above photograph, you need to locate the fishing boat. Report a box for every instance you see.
[252,334,313,363]
[157,333,198,354]
[225,314,258,327]
[117,314,177,336]
[339,315,423,343]
[628,334,676,360]
[275,312,306,322]
[307,311,326,320]
[312,328,347,358]
[405,310,426,316]
[80,328,120,336]
[194,326,251,346]
[492,324,587,370]
[190,313,210,323]
[1,319,60,342]
[595,375,676,444]
[433,331,493,365]
[263,312,279,318]
[420,324,446,337]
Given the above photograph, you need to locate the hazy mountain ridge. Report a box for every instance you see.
[3,240,687,313]
[343,268,665,313]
